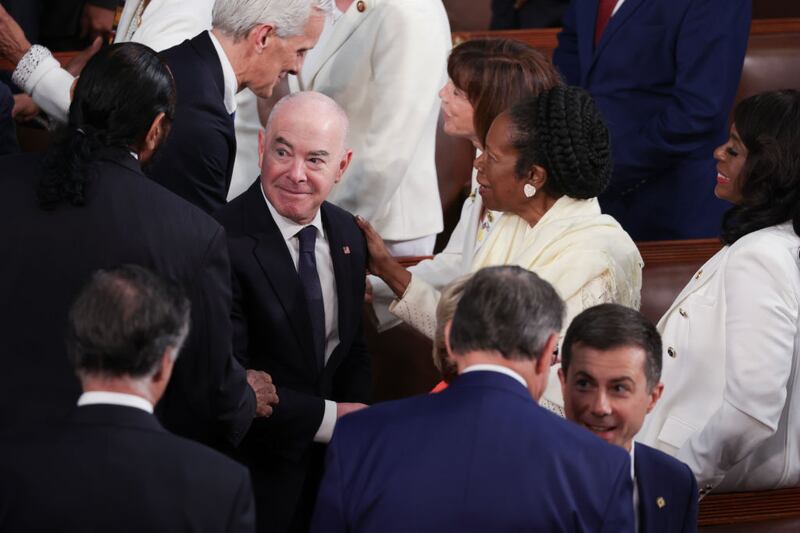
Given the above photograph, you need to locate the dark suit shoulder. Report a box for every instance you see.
[636,443,696,484]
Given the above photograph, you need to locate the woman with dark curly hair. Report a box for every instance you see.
[362,85,642,411]
[638,90,800,492]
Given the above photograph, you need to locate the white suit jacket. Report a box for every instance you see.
[637,223,800,493]
[291,0,451,241]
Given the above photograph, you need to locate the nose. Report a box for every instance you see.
[590,391,612,417]
[438,84,447,100]
[473,151,485,172]
[713,143,726,162]
[288,158,306,183]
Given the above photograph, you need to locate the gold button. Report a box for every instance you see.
[667,347,676,358]
[695,269,703,280]
[679,308,688,318]
[656,497,666,509]
[356,1,366,12]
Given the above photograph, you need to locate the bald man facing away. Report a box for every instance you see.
[214,91,371,533]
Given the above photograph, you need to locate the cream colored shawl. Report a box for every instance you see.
[471,196,642,309]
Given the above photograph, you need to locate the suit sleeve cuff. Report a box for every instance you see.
[313,400,337,443]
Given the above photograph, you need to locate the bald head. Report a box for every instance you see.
[259,91,354,224]
[266,91,350,156]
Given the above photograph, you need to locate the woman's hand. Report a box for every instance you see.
[355,215,412,298]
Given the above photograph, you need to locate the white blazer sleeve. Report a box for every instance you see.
[677,240,799,488]
[388,275,441,339]
[130,0,214,51]
[13,48,72,124]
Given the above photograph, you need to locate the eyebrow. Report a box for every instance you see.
[274,136,293,150]
[308,150,330,158]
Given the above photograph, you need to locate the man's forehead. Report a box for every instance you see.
[569,344,648,380]
[267,123,342,154]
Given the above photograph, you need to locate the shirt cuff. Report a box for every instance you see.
[12,45,55,94]
[313,399,337,443]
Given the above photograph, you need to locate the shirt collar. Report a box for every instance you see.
[461,364,527,388]
[208,30,238,115]
[630,441,636,480]
[260,182,324,241]
[77,391,154,414]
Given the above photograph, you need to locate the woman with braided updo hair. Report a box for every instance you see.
[362,85,642,412]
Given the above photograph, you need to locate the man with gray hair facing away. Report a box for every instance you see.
[311,266,634,532]
[0,265,256,533]
[147,0,330,213]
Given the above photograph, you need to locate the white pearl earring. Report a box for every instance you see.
[523,183,537,198]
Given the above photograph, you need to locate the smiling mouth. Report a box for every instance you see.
[716,171,730,184]
[584,423,616,434]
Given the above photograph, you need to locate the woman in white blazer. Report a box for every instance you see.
[637,90,800,494]
[368,39,562,331]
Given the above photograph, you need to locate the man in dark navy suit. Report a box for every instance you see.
[215,91,371,532]
[0,265,256,533]
[311,266,634,532]
[553,0,751,240]
[560,303,698,532]
[148,0,327,213]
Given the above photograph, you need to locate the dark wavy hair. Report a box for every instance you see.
[507,85,612,199]
[721,90,800,244]
[38,42,176,209]
[448,38,562,147]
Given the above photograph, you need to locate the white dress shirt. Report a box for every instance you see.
[261,185,340,442]
[461,364,527,388]
[207,31,238,116]
[77,391,154,413]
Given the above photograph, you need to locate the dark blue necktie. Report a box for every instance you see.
[297,226,325,369]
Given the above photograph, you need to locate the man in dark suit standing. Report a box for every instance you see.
[215,91,371,532]
[0,43,275,449]
[553,0,751,240]
[559,304,698,532]
[148,0,327,213]
[311,266,634,532]
[0,265,256,533]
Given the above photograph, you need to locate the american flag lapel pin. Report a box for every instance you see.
[342,246,351,255]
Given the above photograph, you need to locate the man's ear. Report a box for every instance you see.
[443,320,454,358]
[139,112,168,163]
[335,149,353,183]
[534,333,559,377]
[258,129,267,169]
[645,382,665,414]
[250,23,276,53]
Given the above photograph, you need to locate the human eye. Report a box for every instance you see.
[612,383,631,395]
[574,378,591,390]
[726,146,739,157]
[275,147,288,158]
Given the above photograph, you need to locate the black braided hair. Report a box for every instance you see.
[38,42,175,210]
[508,85,612,199]
[721,90,800,244]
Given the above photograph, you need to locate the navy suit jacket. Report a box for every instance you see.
[0,404,255,533]
[215,180,371,532]
[553,0,751,240]
[149,31,236,213]
[0,150,254,448]
[312,370,634,532]
[635,443,698,533]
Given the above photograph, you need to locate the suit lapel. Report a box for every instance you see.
[658,247,726,324]
[243,184,318,372]
[302,0,375,88]
[587,0,646,80]
[321,203,353,369]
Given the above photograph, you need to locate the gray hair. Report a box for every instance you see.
[212,0,333,40]
[449,266,564,361]
[67,265,191,379]
[266,91,350,154]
